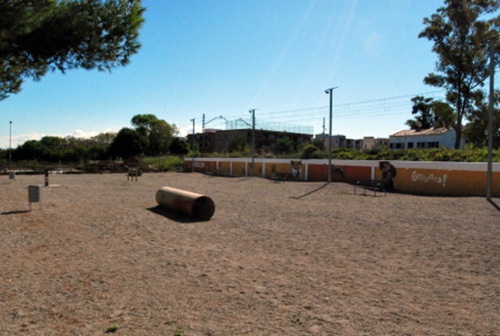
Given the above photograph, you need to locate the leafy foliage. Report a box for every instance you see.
[198,146,499,162]
[169,137,190,155]
[300,144,325,159]
[418,0,500,148]
[11,133,115,162]
[0,0,145,100]
[227,136,247,153]
[406,96,456,130]
[109,127,147,160]
[327,147,499,162]
[142,155,184,171]
[275,137,294,154]
[463,89,500,148]
[130,114,177,156]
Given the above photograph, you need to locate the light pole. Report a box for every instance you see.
[249,109,256,176]
[486,41,495,201]
[191,118,195,172]
[9,121,12,167]
[325,87,338,183]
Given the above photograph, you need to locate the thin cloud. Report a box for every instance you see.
[365,32,382,58]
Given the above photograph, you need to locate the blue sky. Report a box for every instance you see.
[0,0,487,149]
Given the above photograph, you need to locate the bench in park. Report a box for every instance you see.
[354,179,386,196]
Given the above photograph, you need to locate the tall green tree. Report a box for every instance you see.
[90,131,116,145]
[406,96,455,130]
[109,127,146,159]
[169,137,189,155]
[0,0,144,100]
[464,90,500,148]
[131,114,160,136]
[148,121,175,155]
[406,96,437,130]
[419,0,499,148]
[131,114,176,155]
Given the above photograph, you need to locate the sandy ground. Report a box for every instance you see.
[0,172,499,336]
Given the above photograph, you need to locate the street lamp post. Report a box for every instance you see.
[191,118,195,172]
[325,87,338,183]
[9,121,12,167]
[249,109,256,176]
[486,41,495,201]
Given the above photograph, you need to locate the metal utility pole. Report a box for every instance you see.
[249,109,256,176]
[191,118,195,172]
[9,121,12,167]
[486,41,495,201]
[322,117,326,138]
[325,87,338,183]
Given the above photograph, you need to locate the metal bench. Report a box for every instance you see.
[354,180,386,196]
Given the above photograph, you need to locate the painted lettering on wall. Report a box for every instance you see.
[411,171,448,187]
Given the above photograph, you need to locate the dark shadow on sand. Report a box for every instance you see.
[147,206,209,223]
[291,182,330,200]
[1,209,31,215]
[487,199,500,211]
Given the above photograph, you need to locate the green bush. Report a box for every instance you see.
[300,145,325,159]
[202,147,499,162]
[143,156,183,171]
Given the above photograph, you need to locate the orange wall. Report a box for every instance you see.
[307,164,371,183]
[185,159,500,197]
[389,168,500,196]
[264,162,305,180]
[217,162,231,176]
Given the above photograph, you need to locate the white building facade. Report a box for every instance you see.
[389,128,465,149]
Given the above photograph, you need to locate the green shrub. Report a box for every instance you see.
[143,156,183,171]
[300,145,325,159]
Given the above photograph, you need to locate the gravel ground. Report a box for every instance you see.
[0,172,499,336]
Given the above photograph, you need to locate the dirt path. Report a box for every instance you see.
[1,173,498,335]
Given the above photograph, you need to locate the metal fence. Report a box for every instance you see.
[225,119,314,135]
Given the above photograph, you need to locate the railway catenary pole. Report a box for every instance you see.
[486,41,495,201]
[191,118,195,173]
[249,109,256,177]
[325,87,338,183]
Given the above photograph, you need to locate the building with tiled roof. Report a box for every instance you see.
[389,127,464,149]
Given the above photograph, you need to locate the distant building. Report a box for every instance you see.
[363,137,389,150]
[314,134,388,150]
[188,129,313,153]
[389,128,464,149]
[315,134,348,149]
[193,129,218,152]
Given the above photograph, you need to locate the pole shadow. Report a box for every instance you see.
[291,182,330,200]
[487,199,500,211]
[1,209,31,215]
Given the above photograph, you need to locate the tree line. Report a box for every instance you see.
[1,114,189,163]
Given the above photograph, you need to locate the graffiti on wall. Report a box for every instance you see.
[412,171,448,187]
[379,161,397,190]
[193,162,206,169]
[290,160,302,180]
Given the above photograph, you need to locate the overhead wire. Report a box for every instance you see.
[254,90,447,123]
[208,86,499,131]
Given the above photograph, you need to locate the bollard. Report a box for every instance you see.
[155,187,215,220]
[28,185,41,211]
